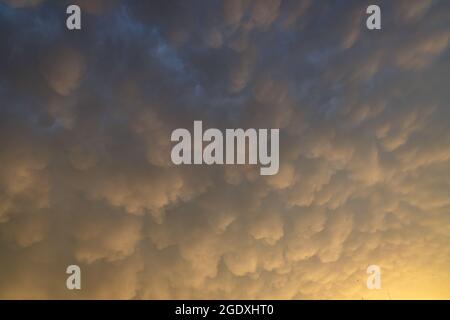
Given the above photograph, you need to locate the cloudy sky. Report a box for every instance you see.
[0,0,449,299]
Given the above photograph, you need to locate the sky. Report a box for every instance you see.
[0,0,449,299]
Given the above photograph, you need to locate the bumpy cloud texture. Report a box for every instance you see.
[0,0,449,299]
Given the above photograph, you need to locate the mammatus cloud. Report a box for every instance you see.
[0,0,449,299]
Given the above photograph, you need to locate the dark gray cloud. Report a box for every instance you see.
[0,0,449,299]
